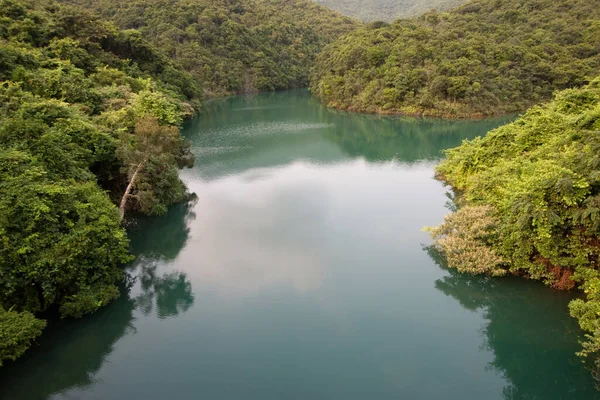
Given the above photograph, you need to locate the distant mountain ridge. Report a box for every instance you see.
[312,0,467,21]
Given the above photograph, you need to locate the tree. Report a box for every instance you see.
[117,117,194,220]
[0,0,200,364]
[0,149,132,317]
[0,307,46,367]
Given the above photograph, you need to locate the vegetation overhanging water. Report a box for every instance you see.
[0,90,597,399]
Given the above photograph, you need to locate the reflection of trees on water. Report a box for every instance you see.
[127,195,197,261]
[135,262,194,319]
[185,89,515,169]
[0,287,136,400]
[0,197,197,399]
[184,89,316,132]
[128,196,197,319]
[327,113,513,163]
[424,245,598,399]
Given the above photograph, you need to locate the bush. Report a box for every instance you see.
[0,307,46,366]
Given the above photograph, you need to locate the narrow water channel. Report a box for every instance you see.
[0,90,597,399]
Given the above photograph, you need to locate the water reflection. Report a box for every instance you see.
[0,290,136,399]
[185,89,514,180]
[178,165,332,297]
[326,113,512,162]
[424,245,598,399]
[0,198,198,400]
[127,198,197,318]
[127,197,198,260]
[134,262,195,319]
[2,89,589,400]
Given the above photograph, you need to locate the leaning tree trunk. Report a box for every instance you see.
[119,163,143,222]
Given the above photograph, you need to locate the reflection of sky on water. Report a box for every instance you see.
[173,160,443,299]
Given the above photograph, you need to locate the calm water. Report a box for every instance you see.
[1,90,598,399]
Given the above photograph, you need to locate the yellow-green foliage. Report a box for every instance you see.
[430,78,600,356]
[426,205,507,276]
[311,0,600,118]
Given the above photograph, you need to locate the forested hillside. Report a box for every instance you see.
[311,0,600,118]
[62,0,359,96]
[0,0,197,364]
[428,78,600,359]
[313,0,465,21]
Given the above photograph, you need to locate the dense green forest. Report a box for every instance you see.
[310,0,600,118]
[0,0,200,365]
[427,78,600,359]
[312,0,465,22]
[62,0,359,96]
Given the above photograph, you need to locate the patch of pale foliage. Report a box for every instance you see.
[426,205,507,276]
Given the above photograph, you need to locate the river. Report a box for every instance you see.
[0,90,597,399]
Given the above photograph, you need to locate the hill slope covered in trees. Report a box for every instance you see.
[313,0,466,21]
[63,0,359,96]
[310,0,600,118]
[428,78,600,359]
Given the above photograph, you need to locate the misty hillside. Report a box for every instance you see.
[313,0,466,21]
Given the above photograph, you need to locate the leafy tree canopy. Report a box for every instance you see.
[0,307,46,366]
[62,0,359,96]
[311,0,600,118]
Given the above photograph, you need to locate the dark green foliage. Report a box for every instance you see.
[0,0,198,362]
[62,0,359,96]
[59,284,121,318]
[313,0,466,21]
[0,88,133,316]
[0,0,202,106]
[0,307,46,366]
[311,0,600,118]
[429,78,600,357]
[0,162,131,315]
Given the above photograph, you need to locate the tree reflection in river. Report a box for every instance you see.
[183,90,514,180]
[127,195,198,260]
[127,196,197,318]
[134,262,195,319]
[326,113,513,163]
[0,197,198,400]
[424,245,598,399]
[0,288,136,399]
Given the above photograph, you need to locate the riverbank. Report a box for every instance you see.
[319,97,534,120]
[428,79,600,360]
[1,89,596,399]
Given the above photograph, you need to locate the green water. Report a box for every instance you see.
[1,90,598,399]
